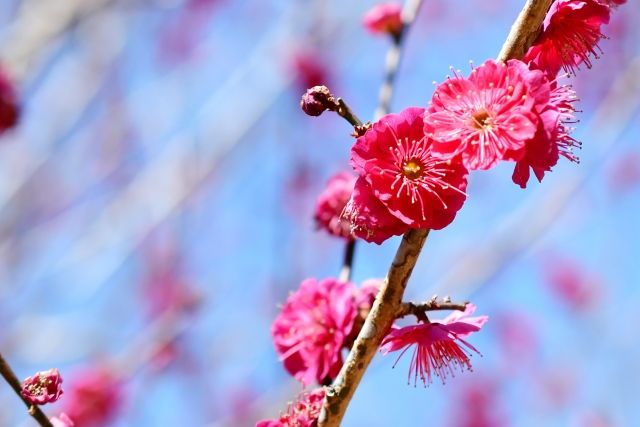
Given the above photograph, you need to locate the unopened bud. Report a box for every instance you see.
[300,85,336,117]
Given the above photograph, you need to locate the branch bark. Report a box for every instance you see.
[0,353,54,427]
[318,1,553,426]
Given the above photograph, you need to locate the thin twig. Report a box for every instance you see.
[395,301,467,319]
[374,0,424,119]
[338,239,356,283]
[318,1,553,425]
[335,98,363,127]
[0,353,54,427]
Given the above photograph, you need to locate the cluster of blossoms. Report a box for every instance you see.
[264,0,625,425]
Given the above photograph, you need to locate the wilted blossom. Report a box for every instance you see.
[20,368,64,405]
[363,3,403,37]
[256,388,324,427]
[62,366,123,427]
[50,413,75,427]
[0,66,19,135]
[424,59,579,187]
[272,278,357,385]
[524,0,611,77]
[314,171,357,239]
[380,304,488,386]
[347,107,468,244]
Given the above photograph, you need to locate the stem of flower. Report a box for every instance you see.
[318,1,554,425]
[335,98,363,127]
[0,353,54,427]
[395,301,468,319]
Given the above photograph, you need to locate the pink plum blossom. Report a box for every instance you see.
[380,304,488,386]
[424,60,539,170]
[272,278,357,385]
[524,0,611,77]
[350,107,468,232]
[20,368,64,405]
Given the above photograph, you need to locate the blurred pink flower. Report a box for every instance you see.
[291,51,330,92]
[607,151,640,194]
[50,413,75,427]
[256,388,324,427]
[314,171,357,239]
[0,66,19,135]
[363,3,403,37]
[351,107,468,233]
[20,368,64,405]
[380,304,488,385]
[494,311,539,372]
[524,0,611,77]
[272,278,357,385]
[449,379,507,427]
[543,256,601,311]
[62,367,123,427]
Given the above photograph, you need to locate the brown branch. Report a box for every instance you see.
[497,0,552,61]
[318,1,553,426]
[0,353,54,427]
[395,301,468,319]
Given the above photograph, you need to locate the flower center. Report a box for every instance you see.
[402,159,422,180]
[471,110,492,130]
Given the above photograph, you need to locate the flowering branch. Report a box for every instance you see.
[318,1,554,426]
[395,300,468,319]
[0,353,54,427]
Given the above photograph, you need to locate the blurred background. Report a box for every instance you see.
[0,0,638,426]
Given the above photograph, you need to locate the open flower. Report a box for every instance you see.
[380,304,488,386]
[256,388,324,427]
[314,171,357,239]
[524,0,611,77]
[272,278,357,385]
[20,368,64,405]
[363,3,403,37]
[424,60,539,170]
[351,107,468,231]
